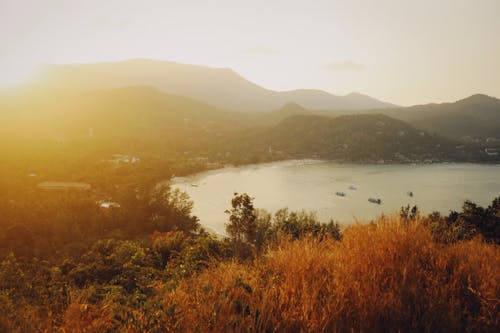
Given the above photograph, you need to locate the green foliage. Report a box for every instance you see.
[253,209,274,251]
[151,230,188,269]
[272,208,342,241]
[225,193,257,244]
[0,176,200,260]
[0,255,69,331]
[148,185,200,234]
[164,233,232,284]
[425,196,500,243]
[68,239,156,294]
[226,114,496,163]
[225,193,342,260]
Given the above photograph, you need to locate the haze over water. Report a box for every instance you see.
[173,161,500,234]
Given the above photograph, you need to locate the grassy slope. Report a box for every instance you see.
[53,216,499,332]
[164,218,499,332]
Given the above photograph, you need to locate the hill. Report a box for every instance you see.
[311,94,500,145]
[318,94,500,141]
[1,87,496,164]
[0,85,232,140]
[33,58,396,111]
[227,114,493,163]
[385,94,500,141]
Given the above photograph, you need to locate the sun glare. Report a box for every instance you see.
[0,64,40,89]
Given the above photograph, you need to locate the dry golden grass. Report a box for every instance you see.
[164,216,500,332]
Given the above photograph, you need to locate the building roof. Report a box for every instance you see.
[37,182,91,190]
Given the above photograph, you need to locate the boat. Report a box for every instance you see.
[407,191,413,197]
[335,191,346,197]
[368,198,382,204]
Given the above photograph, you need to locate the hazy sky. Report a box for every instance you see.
[1,0,499,105]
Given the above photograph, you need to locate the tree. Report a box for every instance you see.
[425,197,500,244]
[148,185,200,233]
[68,239,155,293]
[272,208,341,240]
[225,193,259,259]
[225,193,257,244]
[253,209,273,251]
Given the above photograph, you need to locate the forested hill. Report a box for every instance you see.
[384,94,500,141]
[1,86,497,165]
[223,114,494,163]
[315,94,500,144]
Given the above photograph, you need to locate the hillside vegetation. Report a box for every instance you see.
[225,114,491,163]
[317,94,500,144]
[0,119,498,332]
[1,196,498,332]
[1,86,496,167]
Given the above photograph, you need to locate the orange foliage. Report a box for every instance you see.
[3,216,498,332]
[163,216,499,332]
[62,303,115,332]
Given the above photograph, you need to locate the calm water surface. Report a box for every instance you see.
[172,161,500,234]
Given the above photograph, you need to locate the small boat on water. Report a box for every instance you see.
[335,191,346,197]
[407,191,413,197]
[348,185,357,190]
[368,198,382,204]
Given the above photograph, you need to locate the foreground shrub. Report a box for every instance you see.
[425,196,500,244]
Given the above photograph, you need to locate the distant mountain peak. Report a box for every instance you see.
[457,94,499,105]
[344,92,363,97]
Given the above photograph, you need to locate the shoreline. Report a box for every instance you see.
[170,158,500,184]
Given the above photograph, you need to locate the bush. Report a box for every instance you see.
[425,196,500,244]
[163,216,500,332]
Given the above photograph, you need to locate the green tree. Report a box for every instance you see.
[272,208,341,241]
[225,193,258,259]
[68,239,155,294]
[148,185,200,234]
[225,193,257,244]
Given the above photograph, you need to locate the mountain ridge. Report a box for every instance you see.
[309,93,500,142]
[33,58,397,111]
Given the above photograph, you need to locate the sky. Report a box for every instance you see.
[1,0,499,106]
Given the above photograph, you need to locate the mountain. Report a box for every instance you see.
[382,94,500,141]
[1,85,496,164]
[311,94,500,142]
[0,85,314,140]
[0,86,231,140]
[227,114,493,163]
[33,58,397,111]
